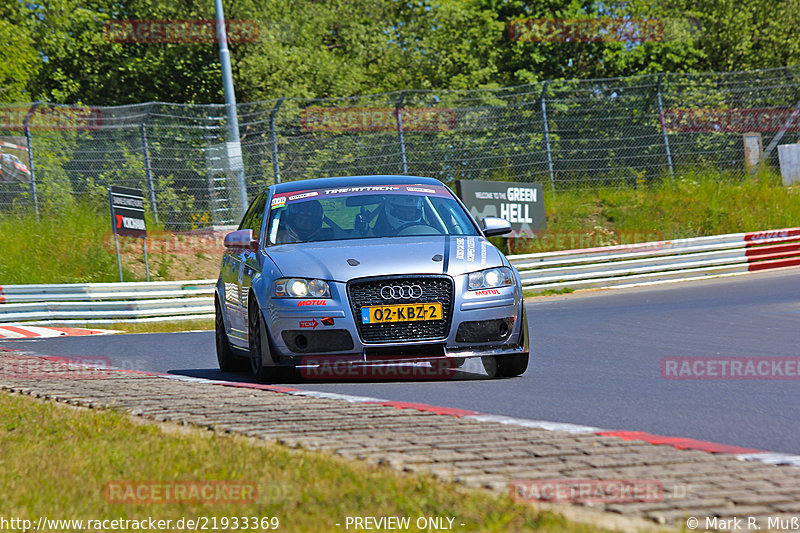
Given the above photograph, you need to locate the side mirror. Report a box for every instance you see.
[481,217,512,237]
[224,229,258,251]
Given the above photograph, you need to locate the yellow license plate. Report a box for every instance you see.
[361,302,443,324]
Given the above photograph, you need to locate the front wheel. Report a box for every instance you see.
[216,298,239,372]
[494,352,529,378]
[248,299,297,382]
[248,300,270,382]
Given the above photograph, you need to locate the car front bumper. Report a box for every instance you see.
[264,278,528,366]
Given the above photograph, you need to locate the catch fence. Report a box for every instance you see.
[2,65,799,230]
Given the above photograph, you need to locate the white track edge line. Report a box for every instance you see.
[736,452,800,467]
[464,414,603,433]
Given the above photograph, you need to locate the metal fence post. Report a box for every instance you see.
[22,103,40,218]
[140,123,158,224]
[23,124,39,218]
[657,74,675,180]
[214,0,247,219]
[395,91,408,174]
[269,98,285,184]
[540,82,555,195]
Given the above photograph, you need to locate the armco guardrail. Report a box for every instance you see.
[508,227,800,291]
[1,228,799,325]
[0,280,215,324]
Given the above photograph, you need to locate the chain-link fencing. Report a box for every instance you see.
[2,65,799,230]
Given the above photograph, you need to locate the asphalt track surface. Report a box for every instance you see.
[3,268,799,455]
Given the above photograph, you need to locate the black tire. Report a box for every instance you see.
[215,298,239,372]
[494,352,529,378]
[248,299,270,382]
[248,299,298,383]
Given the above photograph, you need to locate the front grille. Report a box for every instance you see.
[348,275,454,343]
[364,343,446,359]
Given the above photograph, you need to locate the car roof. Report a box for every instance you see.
[269,175,445,195]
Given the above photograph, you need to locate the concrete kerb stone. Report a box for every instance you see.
[2,351,800,533]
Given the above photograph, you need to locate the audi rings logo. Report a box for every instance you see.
[380,284,423,299]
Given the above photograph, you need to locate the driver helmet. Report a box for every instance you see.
[385,195,423,230]
[284,199,323,241]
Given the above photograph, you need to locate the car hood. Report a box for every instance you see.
[265,235,505,281]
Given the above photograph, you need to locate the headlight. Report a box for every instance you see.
[274,278,331,298]
[468,267,513,291]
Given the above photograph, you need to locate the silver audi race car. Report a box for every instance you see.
[215,175,529,381]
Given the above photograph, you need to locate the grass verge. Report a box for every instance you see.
[0,391,605,533]
[0,201,131,284]
[87,318,214,334]
[1,169,797,283]
[523,288,575,298]
[508,169,800,254]
[0,200,220,284]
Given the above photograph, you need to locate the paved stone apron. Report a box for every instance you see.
[2,351,799,532]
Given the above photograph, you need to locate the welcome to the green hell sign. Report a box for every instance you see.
[455,180,546,235]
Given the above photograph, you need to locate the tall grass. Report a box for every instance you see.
[1,169,798,282]
[511,169,800,253]
[0,201,135,284]
[592,169,800,237]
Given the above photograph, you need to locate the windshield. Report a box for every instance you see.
[265,184,479,245]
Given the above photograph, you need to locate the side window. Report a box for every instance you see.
[238,196,257,231]
[248,194,268,241]
[238,193,267,240]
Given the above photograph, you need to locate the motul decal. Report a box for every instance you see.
[474,289,501,296]
[297,300,327,306]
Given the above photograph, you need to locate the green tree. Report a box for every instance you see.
[616,0,800,72]
[5,0,800,106]
[0,4,41,103]
[22,0,227,104]
[233,0,508,100]
[484,0,707,84]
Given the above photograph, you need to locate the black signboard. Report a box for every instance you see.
[455,180,546,236]
[108,186,147,238]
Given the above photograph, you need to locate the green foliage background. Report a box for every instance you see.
[2,0,799,105]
